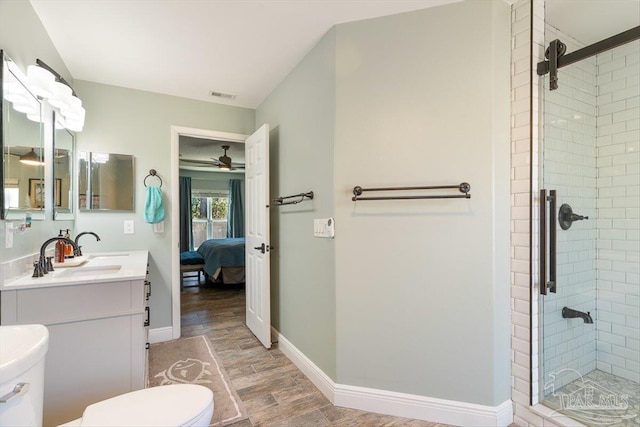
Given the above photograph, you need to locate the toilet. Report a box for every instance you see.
[58,384,214,427]
[0,325,214,427]
[0,324,49,427]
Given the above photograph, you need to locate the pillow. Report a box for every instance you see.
[180,251,204,265]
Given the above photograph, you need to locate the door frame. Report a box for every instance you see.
[170,125,249,339]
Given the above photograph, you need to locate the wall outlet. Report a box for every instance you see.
[124,220,135,235]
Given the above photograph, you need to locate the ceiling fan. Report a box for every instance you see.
[7,147,45,166]
[180,145,245,170]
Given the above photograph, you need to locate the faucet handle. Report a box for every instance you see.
[32,261,44,278]
[46,256,54,272]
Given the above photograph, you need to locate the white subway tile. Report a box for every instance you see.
[598,330,626,346]
[612,129,639,144]
[598,165,627,177]
[611,84,639,102]
[612,325,639,343]
[611,41,640,59]
[599,58,626,75]
[612,365,640,381]
[597,360,612,373]
[613,107,639,123]
[598,121,626,137]
[627,273,640,285]
[599,78,627,95]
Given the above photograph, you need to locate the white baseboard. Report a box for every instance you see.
[272,327,335,402]
[148,326,173,343]
[272,327,513,426]
[335,385,513,426]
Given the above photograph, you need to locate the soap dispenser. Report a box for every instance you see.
[55,230,65,263]
[64,229,74,259]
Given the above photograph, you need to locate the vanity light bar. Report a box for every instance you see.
[3,55,84,131]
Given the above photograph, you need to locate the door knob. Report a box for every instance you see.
[253,243,266,253]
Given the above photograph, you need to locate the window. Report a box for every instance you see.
[4,178,19,209]
[191,191,229,249]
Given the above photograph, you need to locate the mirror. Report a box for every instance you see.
[54,117,74,219]
[2,50,45,220]
[79,152,134,211]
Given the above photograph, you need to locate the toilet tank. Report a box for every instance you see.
[0,324,49,427]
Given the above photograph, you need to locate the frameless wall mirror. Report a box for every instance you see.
[2,50,45,220]
[54,117,74,219]
[78,151,134,211]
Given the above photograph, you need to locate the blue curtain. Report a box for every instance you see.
[179,176,193,252]
[227,179,244,238]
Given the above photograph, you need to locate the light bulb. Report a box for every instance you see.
[48,81,73,110]
[27,65,55,99]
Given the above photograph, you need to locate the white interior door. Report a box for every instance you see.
[245,124,271,348]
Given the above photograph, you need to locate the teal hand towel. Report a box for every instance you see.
[144,186,165,224]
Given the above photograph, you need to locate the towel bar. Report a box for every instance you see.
[352,183,470,201]
[268,191,314,207]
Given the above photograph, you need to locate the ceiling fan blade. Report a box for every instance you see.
[181,158,222,166]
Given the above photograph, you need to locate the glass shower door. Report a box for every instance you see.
[538,10,640,426]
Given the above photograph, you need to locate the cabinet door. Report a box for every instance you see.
[44,316,134,426]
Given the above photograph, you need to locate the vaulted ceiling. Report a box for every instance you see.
[30,0,461,109]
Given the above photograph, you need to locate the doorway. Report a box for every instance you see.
[170,126,249,340]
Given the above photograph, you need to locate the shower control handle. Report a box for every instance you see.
[559,204,589,230]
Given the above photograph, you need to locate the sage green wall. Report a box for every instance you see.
[334,0,511,406]
[255,0,511,405]
[0,0,71,81]
[0,0,73,264]
[73,80,255,328]
[256,29,337,379]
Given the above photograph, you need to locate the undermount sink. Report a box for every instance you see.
[56,265,122,278]
[87,253,130,260]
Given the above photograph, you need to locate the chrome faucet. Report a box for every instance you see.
[35,237,79,277]
[74,232,101,256]
[562,306,594,324]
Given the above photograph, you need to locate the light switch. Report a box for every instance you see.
[314,218,335,238]
[5,222,14,248]
[153,221,164,233]
[124,220,135,234]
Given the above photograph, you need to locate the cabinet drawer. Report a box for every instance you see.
[15,281,144,325]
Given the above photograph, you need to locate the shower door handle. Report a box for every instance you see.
[540,189,557,295]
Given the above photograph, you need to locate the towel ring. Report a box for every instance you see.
[144,169,163,187]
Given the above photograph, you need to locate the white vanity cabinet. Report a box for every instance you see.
[0,251,149,427]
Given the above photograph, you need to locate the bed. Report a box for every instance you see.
[196,238,245,284]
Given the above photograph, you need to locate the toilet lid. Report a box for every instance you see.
[79,384,213,426]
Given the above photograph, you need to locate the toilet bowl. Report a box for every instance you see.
[58,384,214,427]
[0,325,213,427]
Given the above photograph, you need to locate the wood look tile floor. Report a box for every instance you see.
[180,278,448,427]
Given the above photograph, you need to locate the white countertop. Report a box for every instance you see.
[1,251,149,291]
